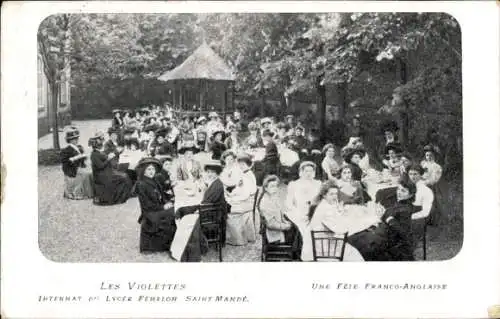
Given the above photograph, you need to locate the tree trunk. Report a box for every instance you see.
[316,76,327,143]
[260,93,266,117]
[280,92,287,118]
[51,81,60,150]
[397,58,410,148]
[336,82,348,121]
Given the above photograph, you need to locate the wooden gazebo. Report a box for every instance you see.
[158,42,236,116]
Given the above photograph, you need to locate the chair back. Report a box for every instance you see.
[311,231,348,261]
[198,203,223,244]
[252,188,261,229]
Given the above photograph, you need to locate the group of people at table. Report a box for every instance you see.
[59,105,443,262]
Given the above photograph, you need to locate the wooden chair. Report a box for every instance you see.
[311,231,348,261]
[198,203,225,262]
[260,215,295,262]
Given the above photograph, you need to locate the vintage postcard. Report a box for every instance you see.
[1,1,499,318]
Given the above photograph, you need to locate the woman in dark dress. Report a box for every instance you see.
[60,127,93,200]
[89,136,133,206]
[111,109,123,129]
[135,157,177,253]
[210,130,227,160]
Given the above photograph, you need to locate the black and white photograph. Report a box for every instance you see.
[37,12,463,263]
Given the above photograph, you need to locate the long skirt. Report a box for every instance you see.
[428,181,446,226]
[94,171,133,206]
[140,208,177,253]
[226,210,256,246]
[64,170,94,200]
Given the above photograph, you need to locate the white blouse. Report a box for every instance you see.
[421,160,442,186]
[285,179,321,221]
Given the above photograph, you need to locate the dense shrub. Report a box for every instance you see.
[38,149,62,166]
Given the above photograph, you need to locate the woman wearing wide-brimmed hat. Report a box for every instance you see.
[104,127,125,169]
[134,157,177,253]
[210,129,227,160]
[111,109,123,129]
[60,127,93,200]
[176,142,202,182]
[89,134,133,206]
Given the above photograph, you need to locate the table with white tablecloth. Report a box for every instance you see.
[285,208,369,262]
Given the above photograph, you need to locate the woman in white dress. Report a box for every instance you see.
[300,180,367,261]
[421,144,444,225]
[321,143,340,181]
[220,150,243,194]
[285,161,322,224]
[225,153,257,246]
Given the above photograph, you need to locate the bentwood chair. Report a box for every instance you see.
[198,203,225,262]
[260,215,295,262]
[311,231,348,262]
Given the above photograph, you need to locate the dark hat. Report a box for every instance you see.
[385,142,403,155]
[144,124,159,133]
[381,120,399,134]
[276,122,289,130]
[178,143,199,155]
[423,144,439,154]
[212,129,226,139]
[136,157,162,173]
[343,147,367,163]
[155,128,169,138]
[309,128,320,137]
[64,127,80,141]
[261,129,275,138]
[157,155,174,163]
[408,164,425,176]
[237,152,253,167]
[112,109,122,114]
[204,160,223,174]
[107,127,121,135]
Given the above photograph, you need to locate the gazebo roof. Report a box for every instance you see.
[158,43,235,82]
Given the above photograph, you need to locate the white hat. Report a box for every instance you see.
[197,116,207,123]
[208,112,219,118]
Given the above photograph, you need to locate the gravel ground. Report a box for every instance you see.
[38,120,463,262]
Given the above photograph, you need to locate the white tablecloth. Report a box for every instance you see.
[118,151,145,170]
[285,210,366,262]
[173,182,204,210]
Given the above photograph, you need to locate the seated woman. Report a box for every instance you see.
[258,175,294,244]
[261,129,280,177]
[342,148,366,182]
[244,122,264,149]
[89,135,133,206]
[224,124,241,152]
[210,130,227,160]
[382,143,403,178]
[336,164,370,205]
[60,127,93,200]
[176,142,202,182]
[220,150,242,194]
[321,143,340,181]
[135,157,177,253]
[378,178,419,261]
[153,128,175,156]
[294,181,367,261]
[104,127,125,169]
[225,153,257,246]
[285,161,322,223]
[420,144,443,225]
[154,155,176,203]
[195,129,208,152]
